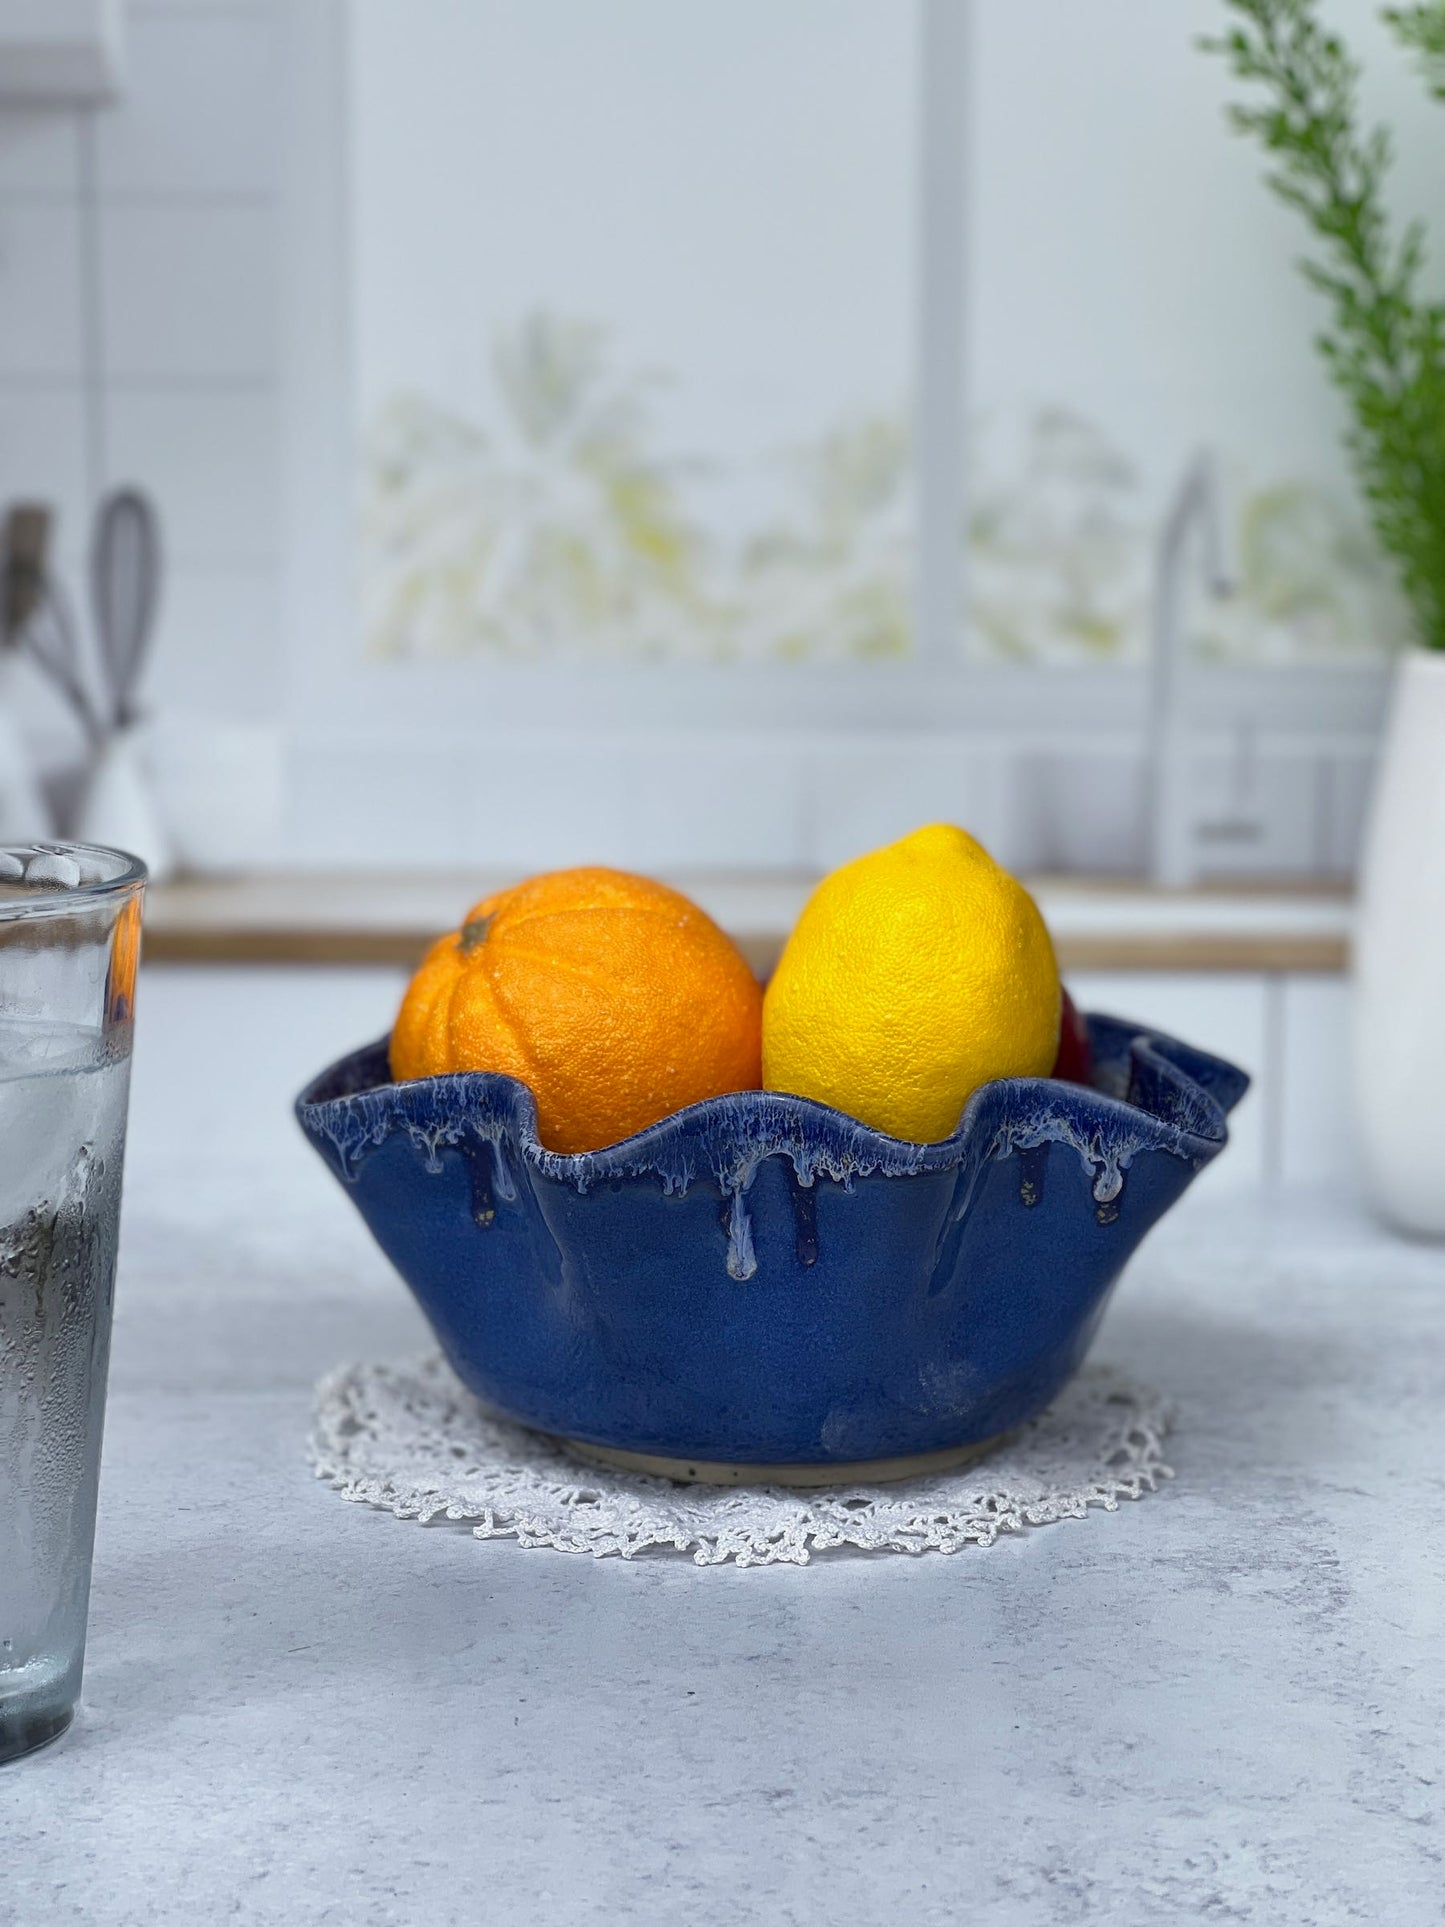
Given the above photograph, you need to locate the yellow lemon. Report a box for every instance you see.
[762,824,1061,1141]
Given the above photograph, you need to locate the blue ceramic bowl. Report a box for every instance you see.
[297,1016,1246,1477]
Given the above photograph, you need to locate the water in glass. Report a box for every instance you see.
[0,1014,132,1762]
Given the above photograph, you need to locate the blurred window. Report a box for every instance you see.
[350,0,927,672]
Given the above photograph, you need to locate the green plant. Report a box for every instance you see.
[1386,3,1445,94]
[1203,0,1445,649]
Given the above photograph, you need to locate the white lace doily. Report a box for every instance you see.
[311,1356,1174,1567]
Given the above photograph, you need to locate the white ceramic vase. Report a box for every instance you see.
[1354,646,1445,1237]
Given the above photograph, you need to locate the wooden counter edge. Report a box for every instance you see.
[141,926,1351,975]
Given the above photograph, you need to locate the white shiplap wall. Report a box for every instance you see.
[0,0,282,733]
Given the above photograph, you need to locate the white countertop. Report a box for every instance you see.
[5,968,1442,1926]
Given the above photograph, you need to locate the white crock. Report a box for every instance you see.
[73,727,175,881]
[1354,646,1445,1237]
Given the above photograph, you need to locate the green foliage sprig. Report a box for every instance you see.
[1202,0,1445,649]
[1386,3,1445,95]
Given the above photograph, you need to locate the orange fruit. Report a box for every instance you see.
[105,894,142,1028]
[390,866,763,1154]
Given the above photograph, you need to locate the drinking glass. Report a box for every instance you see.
[0,843,145,1763]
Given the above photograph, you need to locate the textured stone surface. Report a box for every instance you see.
[4,968,1443,1925]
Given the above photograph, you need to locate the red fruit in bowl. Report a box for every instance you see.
[1051,987,1094,1086]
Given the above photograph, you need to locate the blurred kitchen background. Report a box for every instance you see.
[2,0,1440,1197]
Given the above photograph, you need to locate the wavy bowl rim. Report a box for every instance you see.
[295,1014,1249,1191]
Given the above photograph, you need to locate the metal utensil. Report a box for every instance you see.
[4,501,97,739]
[90,488,161,733]
[0,505,57,838]
[1,503,51,646]
[8,501,103,748]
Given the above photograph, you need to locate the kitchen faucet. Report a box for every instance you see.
[1147,449,1239,887]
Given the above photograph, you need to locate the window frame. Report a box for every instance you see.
[275,0,1391,880]
[279,0,978,741]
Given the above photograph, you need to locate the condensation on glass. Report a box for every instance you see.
[0,844,145,1765]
